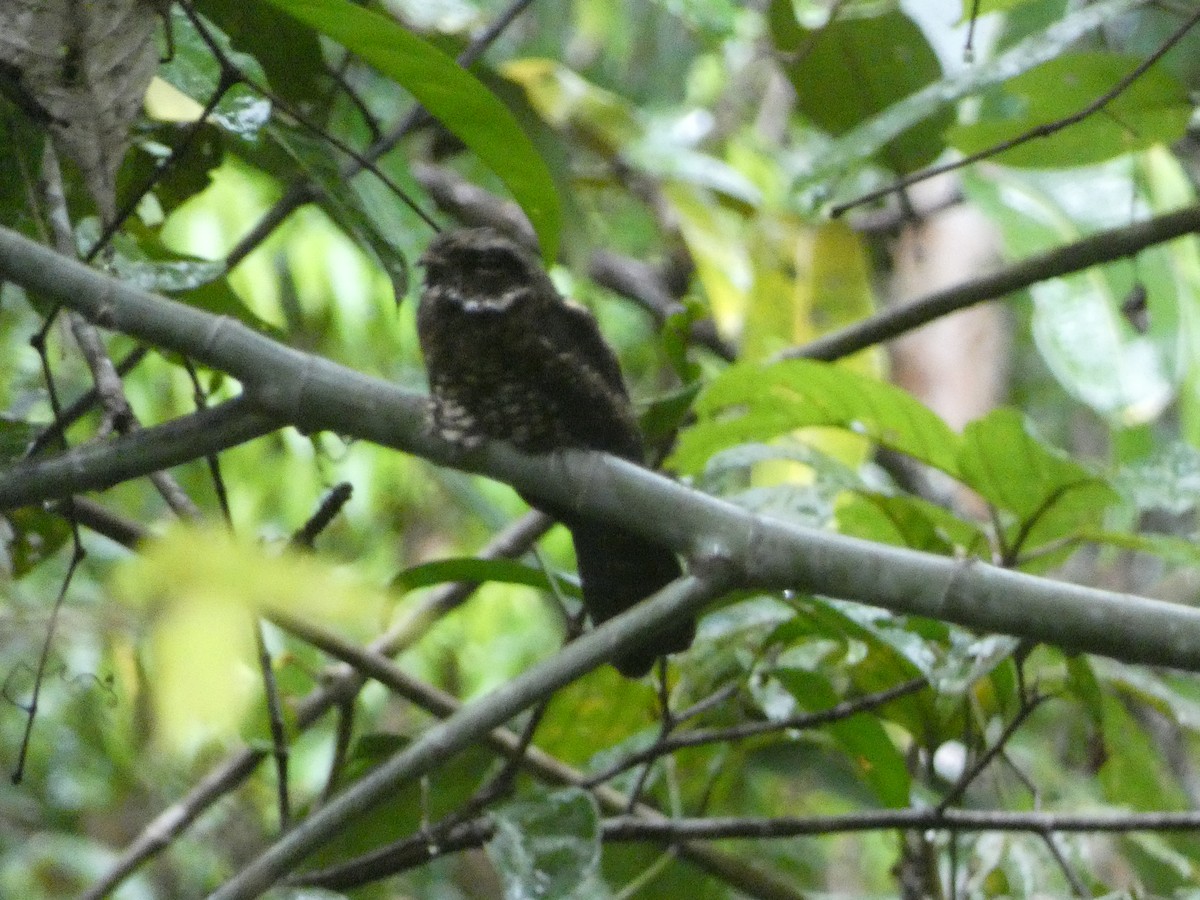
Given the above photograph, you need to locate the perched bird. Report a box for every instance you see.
[417,227,694,676]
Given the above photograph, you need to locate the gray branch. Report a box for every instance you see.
[789,202,1200,361]
[3,225,1200,674]
[6,224,1200,897]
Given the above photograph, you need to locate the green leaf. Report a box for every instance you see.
[958,410,1117,559]
[534,668,657,767]
[81,220,281,336]
[1064,655,1105,726]
[487,788,604,900]
[1098,693,1188,811]
[503,58,641,154]
[836,492,988,556]
[963,165,1178,423]
[197,0,328,108]
[261,0,562,262]
[1115,441,1200,516]
[392,557,580,599]
[794,0,1147,195]
[772,667,912,808]
[947,53,1191,168]
[1077,529,1200,566]
[670,359,961,475]
[769,1,950,173]
[967,0,1041,15]
[6,507,72,578]
[1099,660,1200,734]
[112,526,388,749]
[639,382,702,456]
[268,123,411,301]
[159,7,273,141]
[781,596,937,741]
[0,419,38,464]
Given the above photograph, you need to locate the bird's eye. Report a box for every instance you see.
[472,248,525,292]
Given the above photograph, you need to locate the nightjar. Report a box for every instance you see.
[417,227,694,677]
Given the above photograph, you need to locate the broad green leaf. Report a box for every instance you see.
[1077,529,1200,567]
[740,220,880,366]
[6,507,72,578]
[198,0,328,108]
[125,119,225,217]
[647,0,739,33]
[671,359,961,475]
[487,788,605,900]
[1098,693,1188,811]
[958,409,1117,559]
[261,0,562,262]
[268,123,412,301]
[948,53,1191,168]
[0,419,38,464]
[1064,654,1106,726]
[1124,832,1200,890]
[112,526,387,750]
[1098,660,1200,734]
[1139,149,1200,445]
[769,0,950,173]
[159,7,273,141]
[1115,440,1200,516]
[934,632,1022,701]
[793,0,1146,196]
[639,382,702,454]
[306,743,494,868]
[80,220,281,336]
[836,492,988,557]
[782,596,938,742]
[772,667,911,808]
[392,557,580,599]
[535,668,657,768]
[663,181,753,341]
[503,59,641,154]
[967,0,1041,16]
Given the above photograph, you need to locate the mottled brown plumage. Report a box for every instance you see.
[417,227,693,676]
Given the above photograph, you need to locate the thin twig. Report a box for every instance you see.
[585,677,928,788]
[787,203,1200,361]
[832,5,1200,217]
[222,0,540,269]
[80,512,552,900]
[255,623,291,828]
[937,693,1050,812]
[291,482,354,550]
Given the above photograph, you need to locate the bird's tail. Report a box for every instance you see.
[569,520,694,677]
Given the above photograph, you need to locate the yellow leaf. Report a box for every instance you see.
[112,526,385,751]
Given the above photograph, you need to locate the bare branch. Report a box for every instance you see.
[788,203,1200,361]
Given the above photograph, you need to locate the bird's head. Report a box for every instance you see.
[420,227,548,314]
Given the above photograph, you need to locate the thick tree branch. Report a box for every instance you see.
[5,226,1200,678]
[2,395,278,507]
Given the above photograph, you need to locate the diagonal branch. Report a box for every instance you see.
[5,226,1200,681]
[209,574,731,900]
[81,511,553,900]
[3,395,279,507]
[787,202,1200,361]
[269,610,808,900]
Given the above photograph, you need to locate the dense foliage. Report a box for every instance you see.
[3,0,1200,897]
